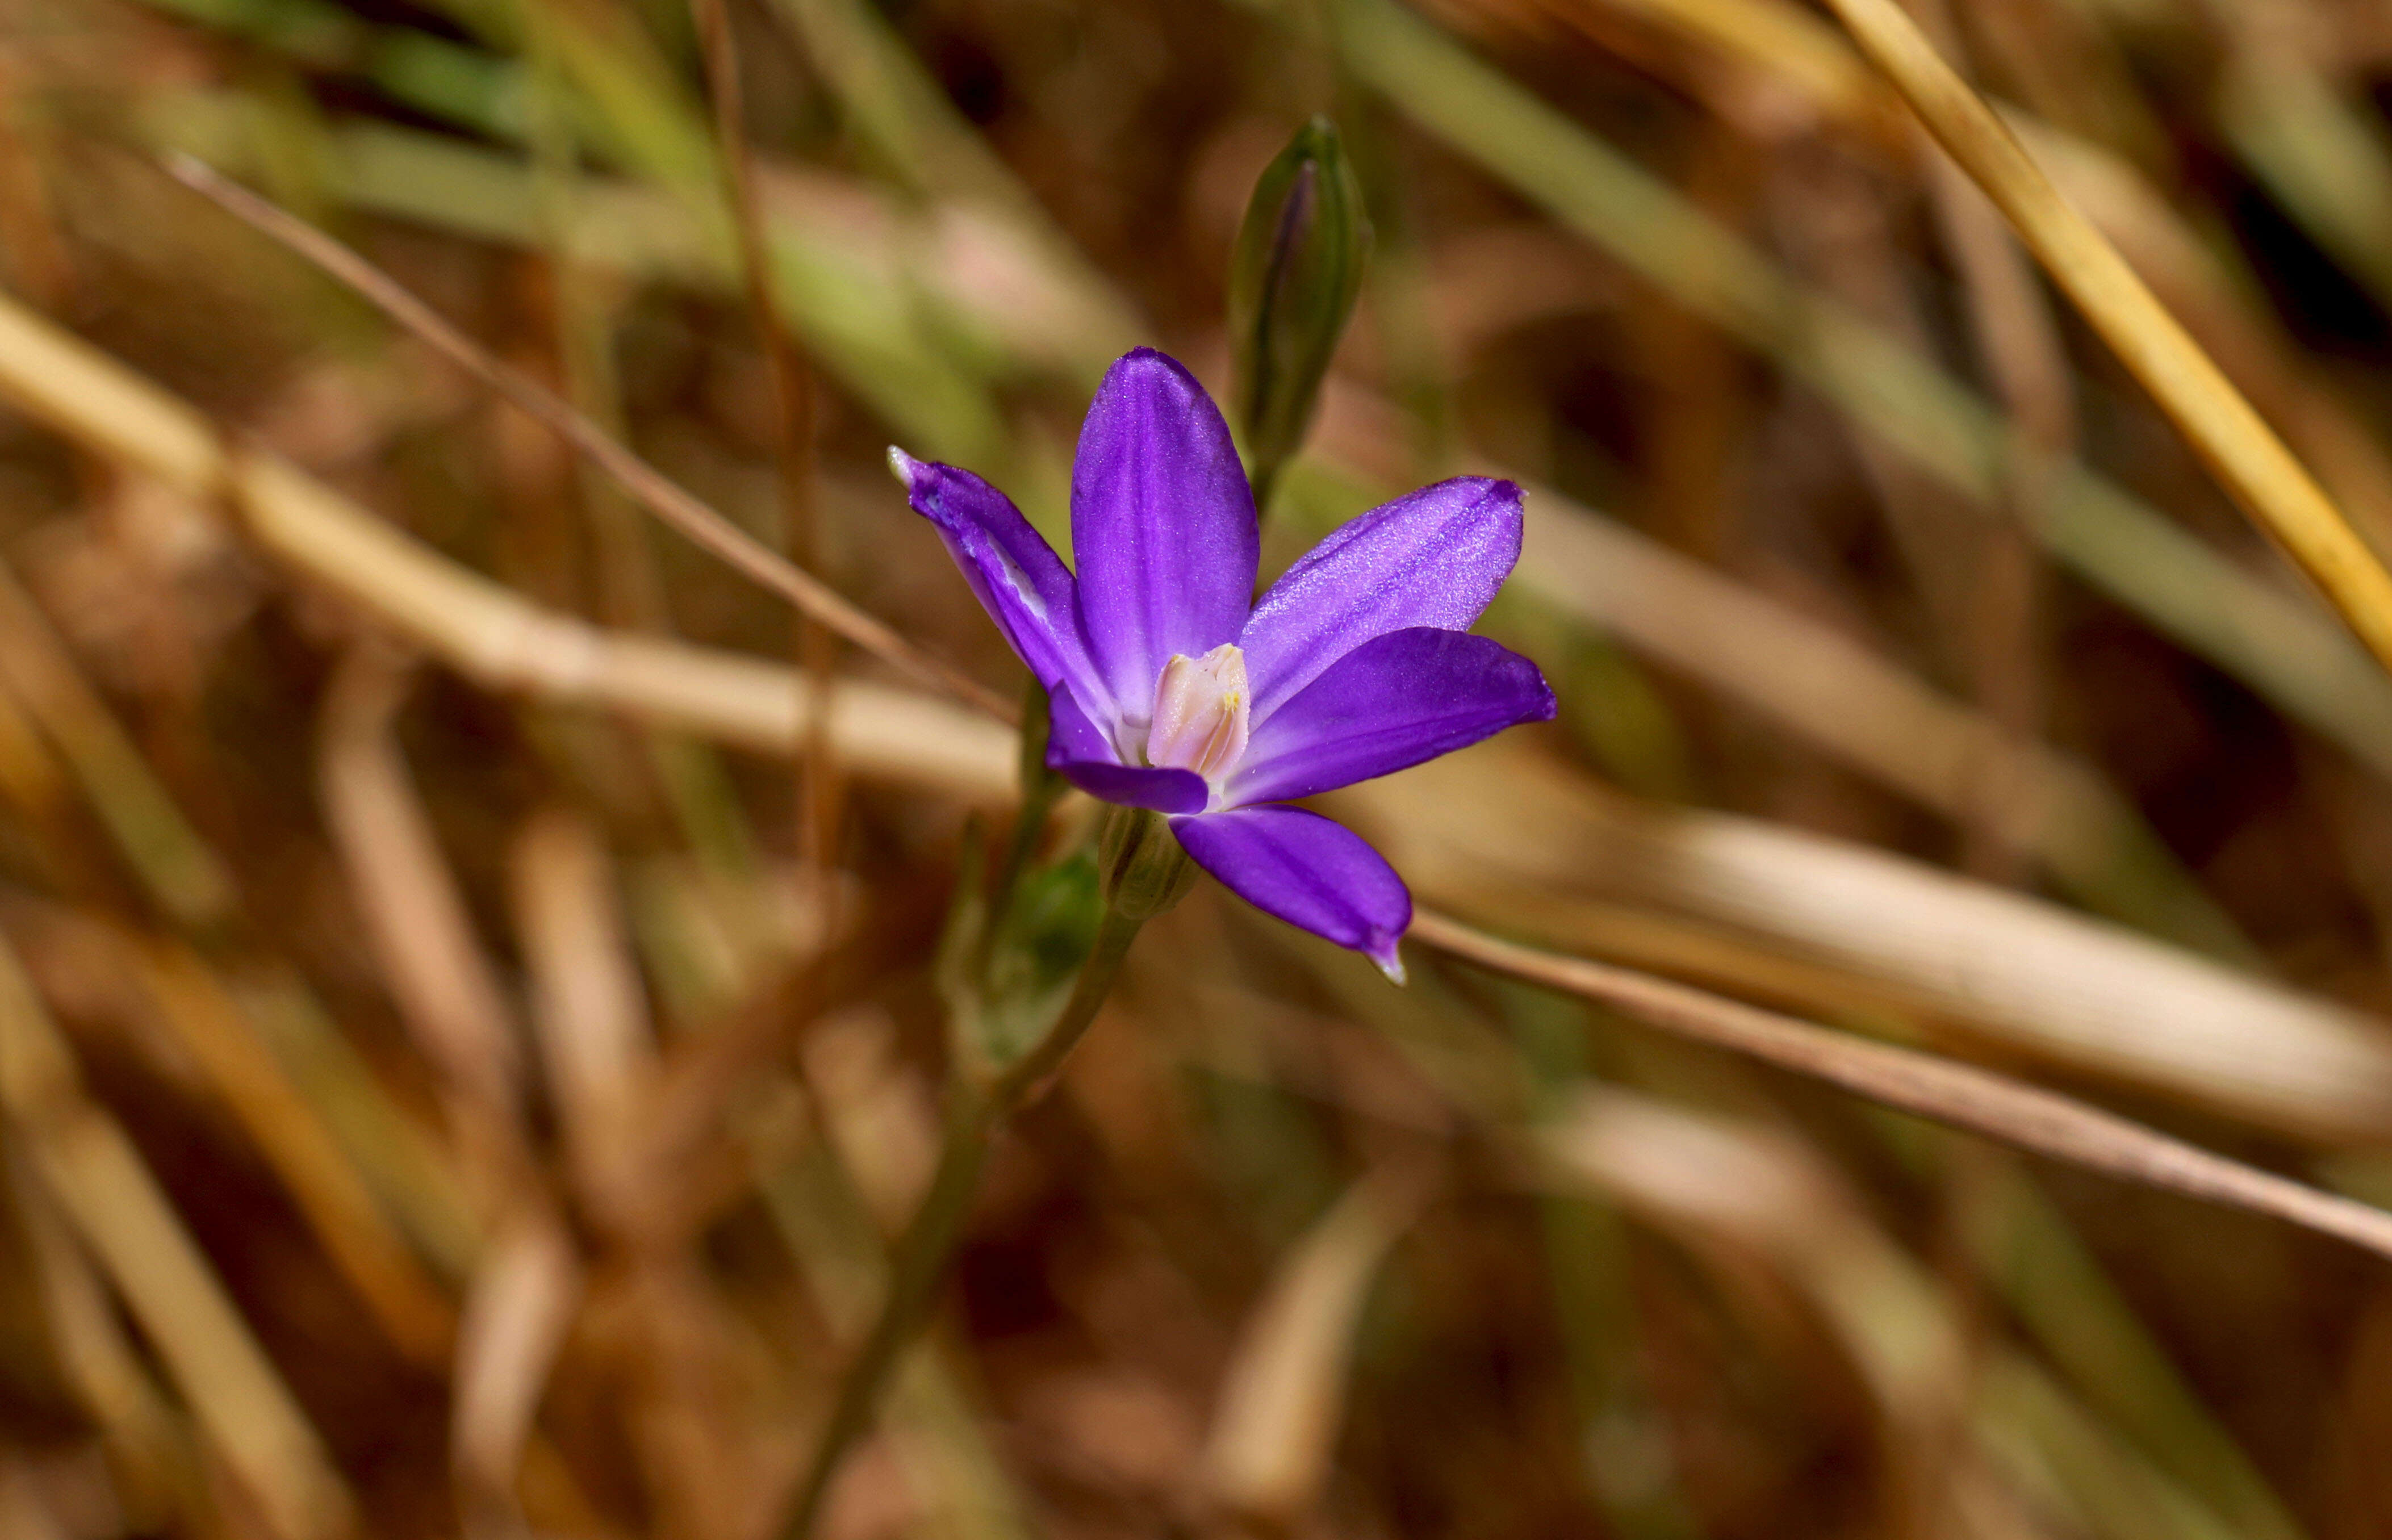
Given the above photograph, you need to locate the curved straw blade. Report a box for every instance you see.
[0,291,1017,804]
[1201,1171,1424,1525]
[1350,743,2392,1141]
[1814,0,2392,680]
[1411,910,2392,1265]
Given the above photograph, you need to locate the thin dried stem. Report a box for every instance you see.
[687,0,842,877]
[1905,0,2072,888]
[1814,0,2392,680]
[1410,910,2392,1262]
[162,152,1013,724]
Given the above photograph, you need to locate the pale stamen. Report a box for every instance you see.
[1145,643,1250,782]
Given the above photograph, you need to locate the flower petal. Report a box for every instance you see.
[1072,349,1260,716]
[1240,476,1524,720]
[1046,683,1210,814]
[1170,805,1411,978]
[1229,627,1555,805]
[893,448,1111,714]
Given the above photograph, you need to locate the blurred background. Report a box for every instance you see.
[7,0,2392,1535]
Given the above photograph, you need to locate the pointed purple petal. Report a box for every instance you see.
[894,449,1113,715]
[1045,682,1210,814]
[1072,349,1260,717]
[1228,628,1555,806]
[1170,806,1410,976]
[1052,759,1211,813]
[1043,677,1122,763]
[1241,476,1524,720]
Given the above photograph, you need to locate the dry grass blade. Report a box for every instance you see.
[134,939,457,1367]
[685,0,840,881]
[1353,745,2392,1140]
[3,1151,189,1529]
[451,1207,582,1526]
[1199,1171,1426,1526]
[0,292,1015,803]
[512,810,659,1225]
[1814,0,2392,679]
[1412,909,2392,1262]
[0,562,235,932]
[1513,488,2241,954]
[317,647,522,1118]
[1552,0,1892,132]
[161,153,1011,725]
[1904,0,2072,885]
[0,934,355,1540]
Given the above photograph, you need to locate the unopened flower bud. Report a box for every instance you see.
[1228,115,1371,510]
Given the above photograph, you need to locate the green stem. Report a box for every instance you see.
[969,773,1061,985]
[967,676,1063,985]
[777,898,1145,1540]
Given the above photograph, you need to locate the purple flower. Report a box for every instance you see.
[894,347,1555,979]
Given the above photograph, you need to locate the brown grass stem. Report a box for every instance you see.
[161,152,1013,723]
[0,291,1014,802]
[1411,910,2392,1262]
[1904,0,2071,888]
[687,0,842,878]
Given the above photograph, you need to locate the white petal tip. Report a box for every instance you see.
[1371,947,1407,986]
[886,446,921,488]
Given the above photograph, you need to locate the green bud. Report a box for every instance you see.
[1097,806,1197,922]
[1228,115,1373,512]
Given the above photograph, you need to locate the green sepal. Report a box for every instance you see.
[974,848,1107,1070]
[1098,806,1197,922]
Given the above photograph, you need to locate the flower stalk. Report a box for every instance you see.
[972,678,1068,978]
[792,330,1556,1534]
[779,848,1153,1540]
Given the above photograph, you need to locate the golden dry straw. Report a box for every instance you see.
[0,291,1016,805]
[1815,0,2392,678]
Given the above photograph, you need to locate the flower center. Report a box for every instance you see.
[1145,643,1249,781]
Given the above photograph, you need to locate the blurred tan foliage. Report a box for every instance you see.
[3,0,2392,1536]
